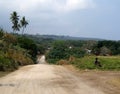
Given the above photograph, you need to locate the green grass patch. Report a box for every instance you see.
[70,56,120,70]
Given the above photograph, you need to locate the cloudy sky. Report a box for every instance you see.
[0,0,120,40]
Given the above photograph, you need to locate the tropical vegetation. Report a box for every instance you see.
[10,11,28,34]
[0,29,34,71]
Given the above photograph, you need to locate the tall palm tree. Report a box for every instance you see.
[10,11,20,33]
[20,16,28,35]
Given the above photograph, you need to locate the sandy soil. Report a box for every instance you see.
[0,56,105,94]
[65,65,120,94]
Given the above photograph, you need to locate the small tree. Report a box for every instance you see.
[10,11,20,33]
[20,16,28,35]
[100,46,111,56]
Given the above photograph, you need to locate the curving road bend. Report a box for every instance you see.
[0,56,105,94]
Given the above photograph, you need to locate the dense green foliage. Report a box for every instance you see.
[0,52,17,71]
[21,34,120,70]
[70,56,120,70]
[68,47,85,58]
[92,40,120,55]
[46,41,69,64]
[25,34,54,54]
[0,11,37,71]
[46,40,85,64]
[0,29,34,71]
[17,36,37,60]
[26,34,120,56]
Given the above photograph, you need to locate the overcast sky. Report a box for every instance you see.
[0,0,120,40]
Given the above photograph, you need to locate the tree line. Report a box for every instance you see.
[92,40,120,55]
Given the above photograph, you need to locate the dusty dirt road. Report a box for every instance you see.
[37,55,46,64]
[0,56,105,94]
[65,65,120,94]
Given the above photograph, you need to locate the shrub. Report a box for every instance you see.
[46,40,85,64]
[57,60,69,65]
[0,30,35,71]
[0,53,18,71]
[46,41,70,64]
[46,59,59,64]
[68,47,85,58]
[17,36,37,60]
[6,47,34,65]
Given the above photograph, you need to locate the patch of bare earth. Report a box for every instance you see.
[64,65,120,94]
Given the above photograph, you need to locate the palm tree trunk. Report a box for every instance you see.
[22,27,24,35]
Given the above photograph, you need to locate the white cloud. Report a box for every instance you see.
[0,0,95,13]
[54,0,95,12]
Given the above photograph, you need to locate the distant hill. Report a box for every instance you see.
[25,34,104,41]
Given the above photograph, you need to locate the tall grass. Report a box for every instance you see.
[70,56,120,70]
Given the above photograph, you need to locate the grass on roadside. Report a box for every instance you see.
[70,56,120,70]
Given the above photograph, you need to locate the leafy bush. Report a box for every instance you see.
[68,47,85,58]
[0,52,18,71]
[92,40,120,55]
[37,45,46,54]
[17,36,37,60]
[46,41,70,63]
[6,47,34,65]
[57,60,69,65]
[46,40,86,64]
[0,30,35,71]
[3,33,17,45]
[46,59,59,64]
